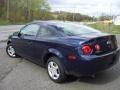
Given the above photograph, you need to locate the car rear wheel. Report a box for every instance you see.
[47,57,67,83]
[6,44,17,58]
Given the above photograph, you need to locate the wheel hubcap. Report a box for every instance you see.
[48,61,60,80]
[7,46,16,57]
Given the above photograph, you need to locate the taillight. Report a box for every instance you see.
[82,45,92,55]
[95,44,101,51]
[68,56,76,60]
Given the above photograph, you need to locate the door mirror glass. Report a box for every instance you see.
[13,31,20,36]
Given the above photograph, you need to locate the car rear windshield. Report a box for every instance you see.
[52,23,101,36]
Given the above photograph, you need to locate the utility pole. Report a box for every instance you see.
[6,0,9,20]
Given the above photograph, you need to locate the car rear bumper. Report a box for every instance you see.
[65,49,120,77]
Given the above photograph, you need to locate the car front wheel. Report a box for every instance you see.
[6,44,17,58]
[47,57,67,83]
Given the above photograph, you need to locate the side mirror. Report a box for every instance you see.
[18,32,22,37]
[13,31,20,36]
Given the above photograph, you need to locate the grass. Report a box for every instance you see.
[87,23,120,34]
[0,19,29,26]
[0,20,11,25]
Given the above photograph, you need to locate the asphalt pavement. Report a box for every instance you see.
[0,25,23,42]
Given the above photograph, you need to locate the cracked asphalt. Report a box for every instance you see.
[0,25,120,90]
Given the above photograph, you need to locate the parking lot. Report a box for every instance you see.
[0,26,120,90]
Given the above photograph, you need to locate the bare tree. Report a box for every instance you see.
[6,0,9,20]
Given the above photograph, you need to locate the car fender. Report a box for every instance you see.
[47,48,69,73]
[48,48,64,58]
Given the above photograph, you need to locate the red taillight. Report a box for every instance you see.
[82,45,92,55]
[95,44,101,51]
[68,56,76,60]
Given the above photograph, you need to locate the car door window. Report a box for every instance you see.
[20,24,40,36]
[38,26,55,37]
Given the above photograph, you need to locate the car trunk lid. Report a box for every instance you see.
[81,34,118,55]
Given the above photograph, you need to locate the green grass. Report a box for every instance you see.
[88,23,120,34]
[0,20,11,25]
[0,19,29,26]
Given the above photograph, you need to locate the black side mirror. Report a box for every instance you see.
[13,31,19,36]
[18,32,22,37]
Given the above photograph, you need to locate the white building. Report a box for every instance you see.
[113,15,120,25]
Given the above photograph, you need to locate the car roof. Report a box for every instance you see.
[32,20,66,24]
[31,20,83,26]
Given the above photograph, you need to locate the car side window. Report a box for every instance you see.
[20,24,40,36]
[38,26,55,37]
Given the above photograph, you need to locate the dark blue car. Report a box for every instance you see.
[6,21,120,83]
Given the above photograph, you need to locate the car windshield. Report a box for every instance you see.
[52,23,101,36]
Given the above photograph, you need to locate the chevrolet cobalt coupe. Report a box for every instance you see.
[6,21,120,83]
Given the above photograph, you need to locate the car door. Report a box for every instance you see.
[35,25,58,64]
[13,24,40,58]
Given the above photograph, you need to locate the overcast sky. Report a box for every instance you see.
[48,0,120,17]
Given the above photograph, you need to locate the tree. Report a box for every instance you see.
[0,0,6,18]
[99,14,113,21]
[0,0,51,23]
[54,11,94,22]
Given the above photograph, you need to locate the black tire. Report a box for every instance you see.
[47,57,67,83]
[6,43,18,58]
